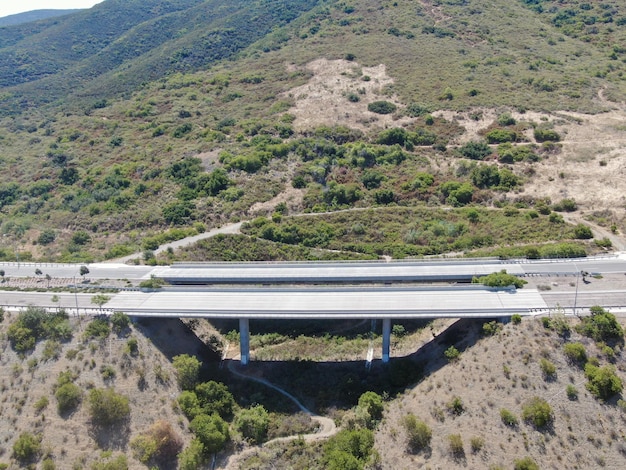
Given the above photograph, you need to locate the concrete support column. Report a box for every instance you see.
[382,318,392,363]
[239,318,250,366]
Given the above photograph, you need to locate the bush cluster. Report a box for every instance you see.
[7,307,71,353]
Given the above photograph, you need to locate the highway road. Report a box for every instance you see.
[2,252,624,285]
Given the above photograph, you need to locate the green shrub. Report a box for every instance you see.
[56,382,82,414]
[367,101,397,114]
[131,420,183,465]
[584,363,623,400]
[110,312,130,333]
[500,408,518,427]
[482,321,503,336]
[403,414,432,452]
[178,439,206,470]
[486,128,518,143]
[357,391,384,427]
[7,307,71,352]
[470,436,484,453]
[84,318,111,339]
[91,454,128,470]
[189,413,230,454]
[539,358,557,379]
[447,434,464,457]
[34,396,49,412]
[573,224,593,239]
[87,388,130,426]
[577,306,624,343]
[447,396,464,415]
[444,346,460,362]
[552,198,577,212]
[534,128,561,142]
[563,342,587,365]
[323,428,374,470]
[472,270,527,288]
[514,457,539,470]
[194,381,235,419]
[458,141,491,160]
[235,405,270,444]
[172,354,202,391]
[12,432,41,462]
[521,397,553,429]
[511,314,522,324]
[566,384,578,400]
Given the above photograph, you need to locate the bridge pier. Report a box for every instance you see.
[382,318,391,363]
[239,318,250,365]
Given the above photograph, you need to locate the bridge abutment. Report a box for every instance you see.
[239,318,250,365]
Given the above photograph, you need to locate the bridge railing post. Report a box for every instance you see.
[239,318,250,366]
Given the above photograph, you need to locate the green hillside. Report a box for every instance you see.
[0,0,625,263]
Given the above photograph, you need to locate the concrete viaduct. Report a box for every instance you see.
[2,254,626,364]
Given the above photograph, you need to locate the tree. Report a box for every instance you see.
[79,265,89,277]
[195,381,235,419]
[172,354,201,390]
[189,414,229,454]
[91,294,111,310]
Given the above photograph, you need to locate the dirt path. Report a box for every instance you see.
[109,221,244,264]
[562,213,626,251]
[221,360,337,469]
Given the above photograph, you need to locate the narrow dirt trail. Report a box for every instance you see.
[220,360,337,469]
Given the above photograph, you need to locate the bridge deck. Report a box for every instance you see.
[106,286,548,319]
